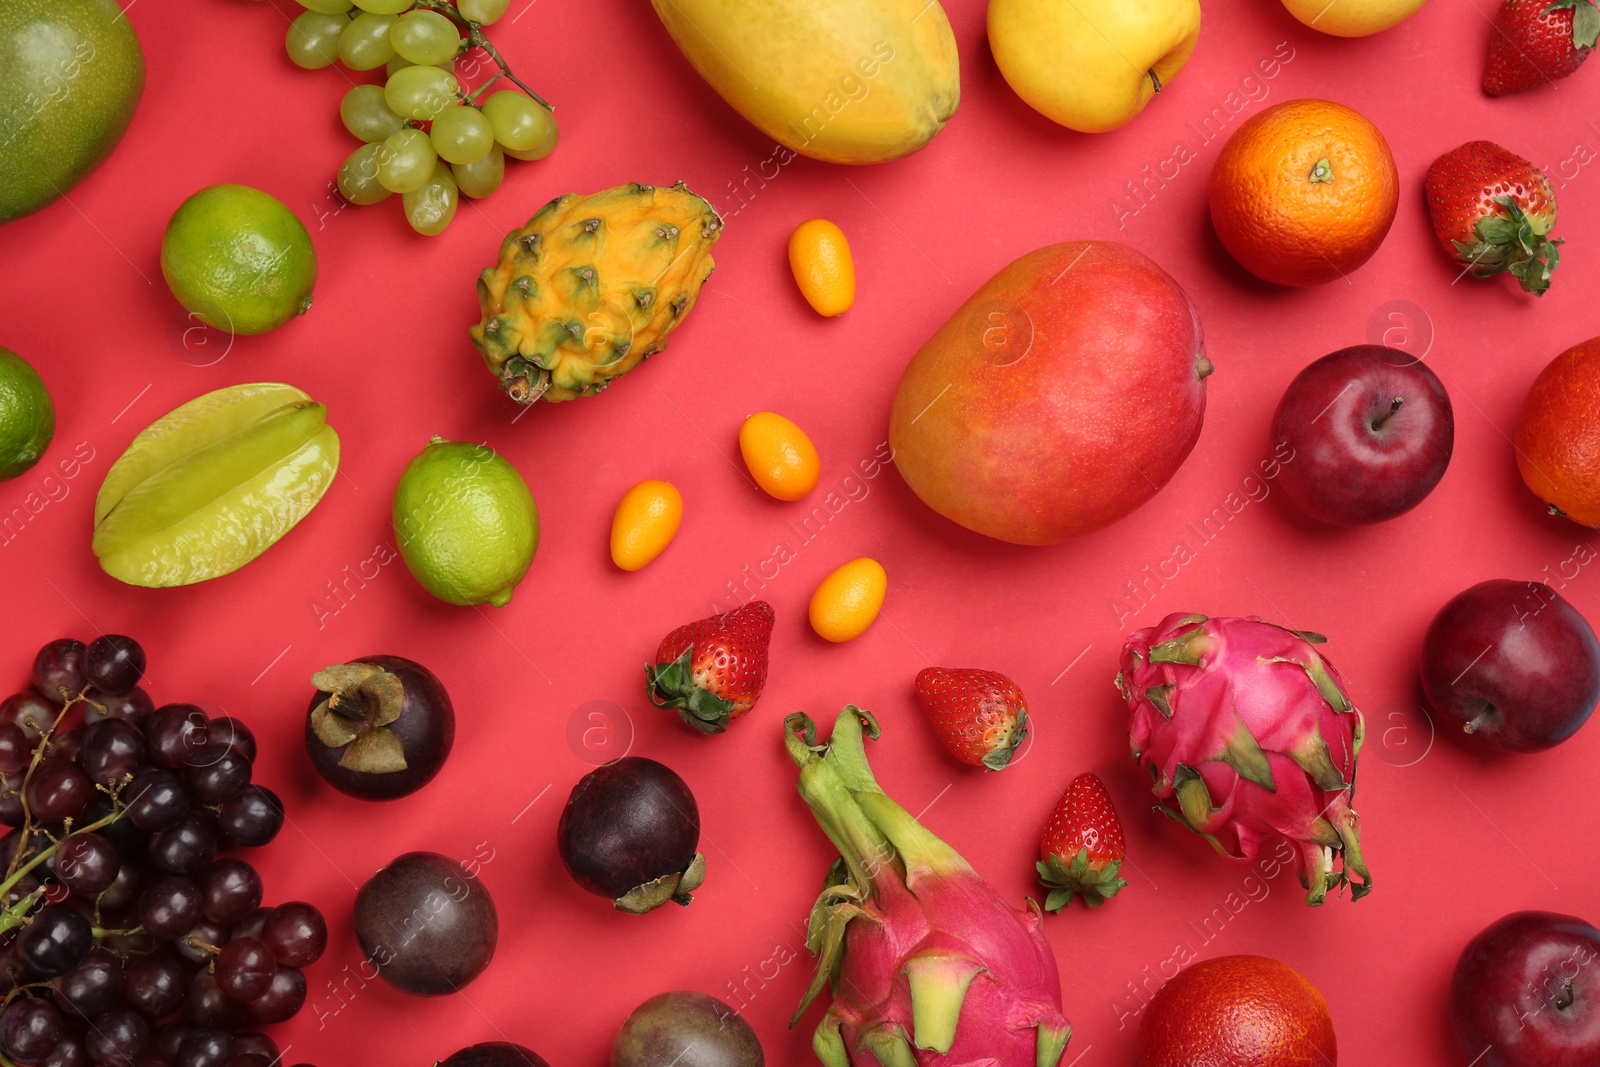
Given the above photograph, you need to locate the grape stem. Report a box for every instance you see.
[92,924,144,940]
[414,0,552,110]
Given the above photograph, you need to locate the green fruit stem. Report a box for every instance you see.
[413,0,552,110]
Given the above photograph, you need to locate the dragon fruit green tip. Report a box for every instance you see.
[1117,612,1373,907]
[786,706,1071,1067]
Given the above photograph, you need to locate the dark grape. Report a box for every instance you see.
[84,636,145,696]
[225,1058,271,1067]
[0,786,23,827]
[175,1025,231,1067]
[26,757,94,823]
[0,723,31,774]
[227,1034,276,1061]
[83,685,154,730]
[199,861,261,927]
[86,1007,150,1066]
[207,719,255,763]
[40,1029,90,1067]
[215,787,281,849]
[53,833,121,895]
[19,904,93,976]
[1,996,65,1059]
[82,720,147,786]
[145,708,209,770]
[96,861,145,913]
[214,939,275,1002]
[51,950,123,1018]
[229,909,269,942]
[123,954,188,1020]
[126,771,189,833]
[137,877,202,940]
[183,973,246,1030]
[174,920,227,970]
[6,872,43,909]
[83,795,147,857]
[51,730,82,764]
[262,903,326,968]
[149,815,215,876]
[34,638,87,702]
[184,746,250,805]
[243,966,303,1025]
[150,1022,189,1062]
[4,689,58,741]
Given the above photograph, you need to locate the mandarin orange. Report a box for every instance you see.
[1137,955,1338,1066]
[1515,336,1600,527]
[1209,99,1398,287]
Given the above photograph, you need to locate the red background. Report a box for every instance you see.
[3,0,1599,1063]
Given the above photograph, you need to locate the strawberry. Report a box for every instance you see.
[1423,141,1562,296]
[1037,773,1128,911]
[1484,0,1598,96]
[913,667,1029,771]
[645,601,774,734]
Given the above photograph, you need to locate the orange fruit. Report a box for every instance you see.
[788,218,855,316]
[1137,955,1337,1067]
[1209,99,1398,287]
[1514,336,1600,527]
[809,558,886,643]
[739,412,820,500]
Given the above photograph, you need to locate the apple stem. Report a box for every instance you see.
[1371,396,1403,431]
[1464,710,1488,734]
[1148,69,1163,94]
[1555,980,1575,1012]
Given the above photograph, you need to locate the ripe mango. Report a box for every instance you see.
[649,0,960,165]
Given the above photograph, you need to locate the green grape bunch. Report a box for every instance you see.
[284,0,556,236]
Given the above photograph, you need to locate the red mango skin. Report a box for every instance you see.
[888,240,1211,546]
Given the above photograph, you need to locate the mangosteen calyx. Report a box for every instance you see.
[310,662,410,774]
[614,851,706,915]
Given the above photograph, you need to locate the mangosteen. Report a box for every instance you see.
[557,756,705,915]
[354,851,498,995]
[305,656,454,800]
[436,1043,551,1067]
[611,991,764,1067]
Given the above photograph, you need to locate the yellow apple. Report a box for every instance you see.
[1280,0,1428,36]
[988,0,1201,134]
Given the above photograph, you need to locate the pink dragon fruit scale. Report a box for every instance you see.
[1116,612,1373,906]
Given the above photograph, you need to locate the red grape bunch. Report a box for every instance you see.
[282,0,557,236]
[0,636,326,1067]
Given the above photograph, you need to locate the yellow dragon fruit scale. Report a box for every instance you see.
[470,182,724,404]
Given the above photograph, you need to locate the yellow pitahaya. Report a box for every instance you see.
[1116,613,1373,907]
[788,707,1071,1067]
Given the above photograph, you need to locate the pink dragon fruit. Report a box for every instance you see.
[788,707,1071,1067]
[1116,613,1372,906]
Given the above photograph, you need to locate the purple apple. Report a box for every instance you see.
[1420,579,1600,752]
[1452,911,1600,1067]
[1271,344,1454,525]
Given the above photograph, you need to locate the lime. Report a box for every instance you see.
[93,382,340,587]
[393,437,538,607]
[160,184,318,336]
[0,347,54,480]
[0,0,145,223]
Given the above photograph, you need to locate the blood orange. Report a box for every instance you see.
[1137,955,1338,1066]
[1515,335,1600,527]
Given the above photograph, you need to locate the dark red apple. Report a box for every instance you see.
[1452,911,1600,1067]
[1272,344,1453,525]
[1420,579,1600,752]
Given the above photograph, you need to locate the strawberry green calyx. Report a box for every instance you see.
[1547,0,1600,49]
[1454,195,1562,296]
[645,650,735,733]
[786,708,1072,1067]
[1036,849,1127,911]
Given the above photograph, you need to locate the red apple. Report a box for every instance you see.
[888,241,1211,545]
[1452,911,1600,1067]
[1272,344,1454,525]
[1420,579,1600,752]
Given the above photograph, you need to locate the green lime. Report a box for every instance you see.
[0,347,55,481]
[0,0,146,223]
[393,436,538,607]
[160,184,318,336]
